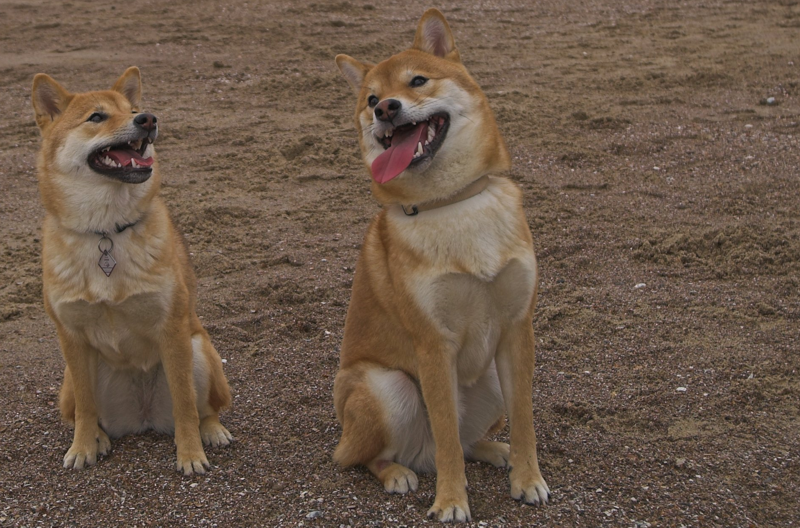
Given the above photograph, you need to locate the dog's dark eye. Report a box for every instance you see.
[410,76,428,87]
[368,95,379,107]
[87,112,106,123]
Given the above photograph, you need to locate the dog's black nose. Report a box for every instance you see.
[374,99,401,122]
[134,113,158,131]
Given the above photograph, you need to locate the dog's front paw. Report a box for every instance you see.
[510,466,550,505]
[176,447,210,476]
[200,417,232,447]
[63,427,110,470]
[427,493,471,523]
[380,463,418,494]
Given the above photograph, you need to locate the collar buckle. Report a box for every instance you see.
[401,204,419,216]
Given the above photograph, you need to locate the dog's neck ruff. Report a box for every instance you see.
[400,175,490,216]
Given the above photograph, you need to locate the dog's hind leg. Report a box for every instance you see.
[367,458,420,495]
[334,364,432,494]
[333,364,388,468]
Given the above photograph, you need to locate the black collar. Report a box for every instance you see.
[92,217,142,237]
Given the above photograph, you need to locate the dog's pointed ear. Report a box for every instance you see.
[412,9,460,62]
[31,74,72,130]
[112,66,143,109]
[335,55,372,94]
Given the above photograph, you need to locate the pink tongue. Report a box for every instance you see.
[106,148,154,168]
[370,122,428,184]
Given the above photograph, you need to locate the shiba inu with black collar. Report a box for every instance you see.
[333,9,550,523]
[31,67,231,475]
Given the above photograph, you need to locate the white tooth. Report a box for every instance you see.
[425,140,430,146]
[102,147,110,153]
[417,142,423,155]
[412,121,416,125]
[131,160,139,168]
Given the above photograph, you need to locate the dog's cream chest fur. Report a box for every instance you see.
[55,293,170,371]
[385,177,537,384]
[46,225,175,371]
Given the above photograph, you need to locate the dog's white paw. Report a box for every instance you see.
[63,446,94,470]
[510,468,550,505]
[200,419,232,447]
[63,427,111,470]
[381,464,419,494]
[427,499,471,523]
[176,449,210,476]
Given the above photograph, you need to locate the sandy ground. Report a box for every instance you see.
[1,0,799,526]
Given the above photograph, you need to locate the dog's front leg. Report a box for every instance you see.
[58,328,111,469]
[160,325,208,476]
[417,342,471,523]
[496,319,550,505]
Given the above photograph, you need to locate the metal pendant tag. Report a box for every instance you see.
[97,234,116,277]
[98,250,117,277]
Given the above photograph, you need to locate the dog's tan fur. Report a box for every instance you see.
[333,9,549,522]
[32,67,231,475]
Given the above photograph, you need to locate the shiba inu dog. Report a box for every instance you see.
[31,67,232,475]
[332,9,550,522]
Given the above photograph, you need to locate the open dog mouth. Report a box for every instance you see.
[370,113,450,184]
[88,137,155,183]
